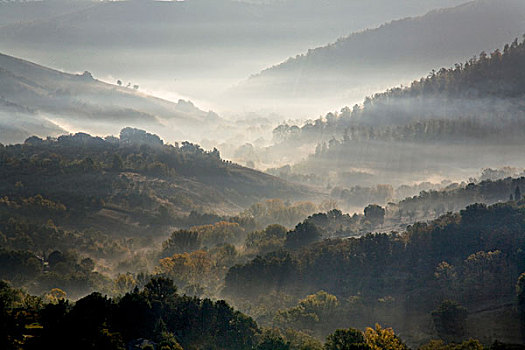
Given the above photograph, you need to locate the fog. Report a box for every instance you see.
[0,0,469,118]
[3,1,525,345]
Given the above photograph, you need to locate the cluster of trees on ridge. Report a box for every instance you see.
[1,128,306,221]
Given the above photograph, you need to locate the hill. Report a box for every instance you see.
[0,0,467,111]
[260,36,525,187]
[225,201,525,345]
[0,52,215,144]
[236,0,525,112]
[0,128,313,236]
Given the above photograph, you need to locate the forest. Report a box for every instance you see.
[247,36,525,190]
[3,1,525,349]
[3,194,525,348]
[2,128,525,347]
[273,36,525,145]
[2,129,525,348]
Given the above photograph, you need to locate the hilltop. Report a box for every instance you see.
[0,52,215,144]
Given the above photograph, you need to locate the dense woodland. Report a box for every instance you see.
[0,129,322,298]
[3,197,525,348]
[231,37,525,191]
[2,130,525,347]
[225,201,525,345]
[3,129,525,346]
[3,42,525,344]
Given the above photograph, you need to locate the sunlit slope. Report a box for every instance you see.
[269,36,525,187]
[0,52,213,143]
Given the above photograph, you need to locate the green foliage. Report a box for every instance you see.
[396,177,525,223]
[245,224,288,255]
[282,328,324,350]
[364,324,408,350]
[242,199,318,230]
[257,329,291,350]
[285,221,321,250]
[274,291,340,336]
[324,328,370,350]
[162,230,201,257]
[227,202,525,301]
[0,129,301,235]
[28,277,258,350]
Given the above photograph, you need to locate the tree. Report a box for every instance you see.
[364,324,407,350]
[44,288,67,304]
[257,330,290,350]
[432,300,468,343]
[285,221,321,250]
[162,230,201,256]
[117,80,122,86]
[275,291,340,333]
[434,262,458,299]
[112,154,124,171]
[516,273,525,342]
[364,205,385,227]
[515,186,522,201]
[143,277,177,303]
[325,328,370,350]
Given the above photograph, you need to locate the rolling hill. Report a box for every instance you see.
[259,36,525,188]
[0,128,315,236]
[0,52,216,144]
[0,0,467,111]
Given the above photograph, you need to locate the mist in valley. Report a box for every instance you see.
[2,0,525,348]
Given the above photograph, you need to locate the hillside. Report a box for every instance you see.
[0,0,467,111]
[256,36,525,188]
[225,201,525,345]
[0,128,313,236]
[0,52,215,144]
[236,0,525,110]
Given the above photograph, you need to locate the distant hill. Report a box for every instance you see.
[277,35,525,143]
[0,128,314,236]
[263,36,525,187]
[236,0,525,107]
[0,52,215,144]
[0,0,467,109]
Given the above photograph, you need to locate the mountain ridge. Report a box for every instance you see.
[235,0,525,109]
[0,51,215,144]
